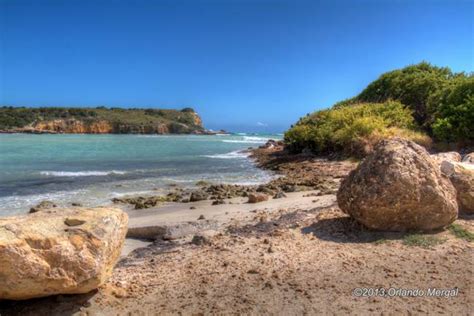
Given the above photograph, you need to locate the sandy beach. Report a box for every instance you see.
[2,144,472,315]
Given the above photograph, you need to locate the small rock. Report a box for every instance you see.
[64,218,86,226]
[112,287,127,298]
[71,202,82,207]
[212,199,226,205]
[190,191,209,202]
[190,206,196,210]
[29,200,57,213]
[273,192,287,199]
[248,193,269,203]
[197,214,205,220]
[462,152,474,164]
[191,230,217,245]
[191,235,209,245]
[431,152,462,164]
[281,184,297,192]
[441,161,474,214]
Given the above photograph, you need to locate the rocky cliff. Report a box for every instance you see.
[0,107,205,134]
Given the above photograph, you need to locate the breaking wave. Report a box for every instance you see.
[222,136,270,144]
[202,150,250,159]
[40,170,127,177]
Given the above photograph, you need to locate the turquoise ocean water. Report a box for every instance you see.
[0,133,281,216]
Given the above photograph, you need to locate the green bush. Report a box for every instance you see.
[355,62,455,125]
[284,101,430,157]
[352,62,473,141]
[430,76,474,142]
[285,62,473,157]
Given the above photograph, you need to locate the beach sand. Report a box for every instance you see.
[1,146,472,315]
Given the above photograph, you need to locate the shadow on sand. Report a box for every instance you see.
[0,291,96,316]
[300,216,412,243]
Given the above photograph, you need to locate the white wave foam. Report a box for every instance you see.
[222,140,266,144]
[222,136,270,144]
[243,136,270,141]
[202,150,250,159]
[160,178,195,183]
[40,170,127,177]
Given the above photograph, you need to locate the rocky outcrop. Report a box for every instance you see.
[259,139,284,149]
[337,138,458,231]
[0,207,128,300]
[440,161,474,214]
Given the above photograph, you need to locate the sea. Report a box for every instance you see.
[0,133,282,216]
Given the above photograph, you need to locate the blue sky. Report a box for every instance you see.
[0,0,472,133]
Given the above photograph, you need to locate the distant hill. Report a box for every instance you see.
[0,106,206,134]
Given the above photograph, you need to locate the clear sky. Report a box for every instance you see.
[0,0,472,133]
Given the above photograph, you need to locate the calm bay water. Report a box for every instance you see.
[0,133,281,216]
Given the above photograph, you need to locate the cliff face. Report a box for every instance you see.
[26,119,189,134]
[190,112,203,127]
[33,119,114,134]
[0,107,205,134]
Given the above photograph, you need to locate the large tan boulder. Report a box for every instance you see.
[337,138,458,231]
[441,161,474,214]
[0,207,128,300]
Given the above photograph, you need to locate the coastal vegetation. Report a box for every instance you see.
[448,223,474,242]
[284,100,430,156]
[285,62,473,157]
[402,234,447,249]
[0,106,204,134]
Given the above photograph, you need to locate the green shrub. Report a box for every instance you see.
[355,62,455,125]
[284,101,429,157]
[430,77,474,142]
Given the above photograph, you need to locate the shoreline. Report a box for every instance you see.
[0,134,280,216]
[1,143,473,315]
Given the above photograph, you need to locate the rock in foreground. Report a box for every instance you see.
[337,138,457,231]
[441,161,474,214]
[247,193,269,203]
[0,207,128,300]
